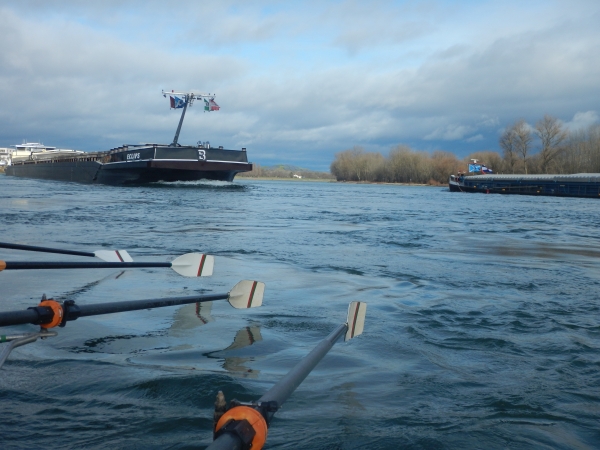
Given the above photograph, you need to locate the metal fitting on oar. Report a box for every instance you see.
[23,298,81,330]
[60,300,81,327]
[26,294,64,329]
[214,405,268,450]
[213,391,228,436]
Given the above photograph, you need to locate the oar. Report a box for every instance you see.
[0,253,214,277]
[208,301,367,450]
[0,241,133,262]
[0,280,265,368]
[0,280,263,328]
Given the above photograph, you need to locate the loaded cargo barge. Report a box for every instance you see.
[5,90,253,185]
[5,143,251,184]
[449,173,600,199]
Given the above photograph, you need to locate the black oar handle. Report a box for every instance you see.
[0,242,94,258]
[0,293,229,328]
[2,261,171,270]
[0,309,51,328]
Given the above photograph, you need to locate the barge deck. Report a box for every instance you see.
[449,173,600,199]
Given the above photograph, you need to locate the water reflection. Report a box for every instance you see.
[169,302,214,336]
[206,325,263,379]
[126,302,262,378]
[456,236,600,260]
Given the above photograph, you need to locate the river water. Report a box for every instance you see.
[0,175,599,449]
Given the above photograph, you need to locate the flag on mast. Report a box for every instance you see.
[170,96,185,109]
[209,98,220,111]
[204,99,210,112]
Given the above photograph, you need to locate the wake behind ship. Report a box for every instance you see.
[5,91,252,185]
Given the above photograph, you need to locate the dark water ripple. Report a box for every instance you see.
[1,176,600,449]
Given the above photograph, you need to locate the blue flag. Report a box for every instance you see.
[468,164,481,173]
[170,96,185,109]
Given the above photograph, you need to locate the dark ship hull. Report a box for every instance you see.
[449,173,600,199]
[6,144,252,185]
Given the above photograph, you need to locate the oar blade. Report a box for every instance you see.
[345,301,367,341]
[228,280,265,309]
[171,253,214,277]
[94,250,133,262]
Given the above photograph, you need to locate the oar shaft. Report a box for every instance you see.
[76,294,228,318]
[258,323,347,408]
[0,310,43,327]
[0,293,229,328]
[2,261,171,270]
[208,323,349,450]
[0,242,94,258]
[206,433,244,450]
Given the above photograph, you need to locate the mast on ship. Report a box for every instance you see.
[162,90,220,146]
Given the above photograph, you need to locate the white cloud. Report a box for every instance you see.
[563,111,599,131]
[0,1,599,169]
[466,134,484,143]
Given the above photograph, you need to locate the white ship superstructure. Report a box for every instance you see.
[9,141,84,163]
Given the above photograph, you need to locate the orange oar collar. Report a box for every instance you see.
[215,406,268,450]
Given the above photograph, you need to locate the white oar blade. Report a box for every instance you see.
[345,301,367,342]
[171,253,214,277]
[94,250,133,262]
[228,280,265,309]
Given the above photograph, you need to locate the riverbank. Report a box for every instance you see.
[237,175,434,186]
[237,175,334,182]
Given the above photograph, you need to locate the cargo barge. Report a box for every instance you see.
[5,91,253,185]
[449,173,600,199]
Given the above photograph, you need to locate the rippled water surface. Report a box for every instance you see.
[1,175,599,449]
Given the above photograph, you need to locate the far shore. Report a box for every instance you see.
[0,171,439,186]
[237,176,436,186]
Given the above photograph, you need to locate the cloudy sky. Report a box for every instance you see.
[1,0,599,170]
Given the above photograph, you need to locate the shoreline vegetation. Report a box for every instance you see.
[242,118,600,185]
[237,163,336,181]
[4,117,598,185]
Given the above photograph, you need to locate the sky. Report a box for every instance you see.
[1,0,599,171]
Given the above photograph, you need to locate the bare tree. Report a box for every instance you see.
[513,119,533,174]
[431,151,461,184]
[331,147,362,181]
[499,125,518,173]
[535,115,567,173]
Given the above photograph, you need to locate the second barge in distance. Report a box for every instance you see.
[5,90,253,185]
[449,173,600,199]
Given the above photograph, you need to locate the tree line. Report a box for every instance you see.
[330,117,600,183]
